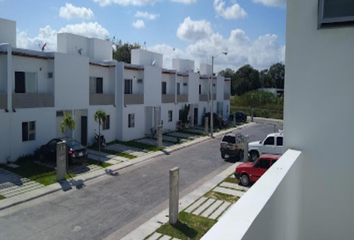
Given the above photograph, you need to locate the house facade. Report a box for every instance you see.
[0,17,231,163]
[202,0,354,239]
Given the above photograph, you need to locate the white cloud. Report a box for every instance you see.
[17,22,109,51]
[214,0,247,20]
[151,23,284,72]
[132,20,145,29]
[135,11,159,20]
[93,0,196,6]
[59,3,94,20]
[252,0,286,7]
[177,17,213,42]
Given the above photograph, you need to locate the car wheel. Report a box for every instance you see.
[241,174,250,186]
[221,153,226,159]
[250,151,259,162]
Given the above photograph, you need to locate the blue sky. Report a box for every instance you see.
[0,0,286,71]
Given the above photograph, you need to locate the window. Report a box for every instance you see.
[22,121,35,142]
[277,137,283,146]
[162,82,167,95]
[125,79,133,94]
[319,0,354,28]
[183,83,187,86]
[179,109,183,121]
[128,114,135,128]
[177,83,180,95]
[168,110,173,122]
[96,78,103,94]
[222,135,236,144]
[48,72,53,79]
[137,79,143,83]
[257,159,271,169]
[103,115,110,130]
[199,85,201,94]
[264,137,274,146]
[15,72,37,93]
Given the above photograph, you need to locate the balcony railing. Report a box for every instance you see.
[162,94,175,103]
[12,93,54,108]
[0,93,7,109]
[90,94,115,106]
[177,94,188,102]
[199,94,208,102]
[124,94,144,105]
[224,93,230,100]
[202,149,303,240]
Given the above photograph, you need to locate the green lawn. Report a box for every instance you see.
[88,146,136,160]
[86,158,113,168]
[0,160,75,186]
[223,175,240,185]
[204,191,240,204]
[154,212,217,240]
[0,195,5,200]
[109,140,160,152]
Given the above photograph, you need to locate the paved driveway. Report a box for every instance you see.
[0,123,275,240]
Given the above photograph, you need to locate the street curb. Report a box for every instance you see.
[0,123,254,211]
[117,163,242,240]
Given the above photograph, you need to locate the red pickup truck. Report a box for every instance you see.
[234,154,280,186]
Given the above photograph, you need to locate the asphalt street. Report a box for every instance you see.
[0,123,280,240]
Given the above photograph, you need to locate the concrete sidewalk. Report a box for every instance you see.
[0,123,255,211]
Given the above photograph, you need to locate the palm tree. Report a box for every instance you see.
[94,110,107,165]
[61,112,76,138]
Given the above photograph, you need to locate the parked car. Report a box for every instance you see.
[234,154,280,186]
[202,112,227,128]
[248,132,283,162]
[38,138,88,166]
[228,111,247,123]
[220,133,244,160]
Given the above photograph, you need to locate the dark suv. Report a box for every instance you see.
[229,111,247,123]
[220,133,244,160]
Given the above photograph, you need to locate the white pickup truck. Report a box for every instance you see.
[248,132,283,161]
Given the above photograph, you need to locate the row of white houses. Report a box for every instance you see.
[0,18,231,163]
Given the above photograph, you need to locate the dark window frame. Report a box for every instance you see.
[128,114,135,128]
[162,82,167,95]
[125,79,133,94]
[96,78,103,94]
[103,115,110,130]
[168,110,173,122]
[264,136,275,146]
[276,137,283,146]
[22,121,36,142]
[318,0,354,28]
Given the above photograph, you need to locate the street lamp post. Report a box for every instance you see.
[210,52,227,138]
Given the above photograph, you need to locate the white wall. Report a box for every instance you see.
[88,106,116,145]
[216,76,223,101]
[162,73,175,95]
[121,105,145,141]
[144,66,162,106]
[188,73,199,104]
[161,103,178,132]
[124,69,144,94]
[0,54,7,92]
[284,0,354,239]
[115,63,124,141]
[200,79,209,95]
[172,58,195,73]
[8,109,56,161]
[0,18,16,47]
[131,49,163,68]
[177,76,188,95]
[0,112,10,163]
[54,52,89,110]
[57,33,112,61]
[200,64,212,75]
[224,81,231,94]
[12,56,52,94]
[89,65,115,94]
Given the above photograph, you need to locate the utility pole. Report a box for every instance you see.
[210,56,214,138]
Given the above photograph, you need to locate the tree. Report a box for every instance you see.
[219,68,236,95]
[94,110,107,165]
[181,104,191,129]
[109,37,141,63]
[60,112,76,138]
[259,69,275,88]
[234,64,261,96]
[268,62,285,89]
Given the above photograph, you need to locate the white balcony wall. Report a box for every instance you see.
[124,69,144,95]
[144,66,162,106]
[177,76,188,95]
[285,0,354,239]
[200,79,209,95]
[188,73,199,104]
[54,52,89,110]
[202,150,303,240]
[0,54,7,92]
[89,65,115,94]
[224,80,231,94]
[12,56,52,94]
[162,74,175,95]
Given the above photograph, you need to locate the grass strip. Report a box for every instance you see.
[0,195,5,200]
[108,140,160,152]
[154,212,217,240]
[88,146,136,160]
[86,158,113,168]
